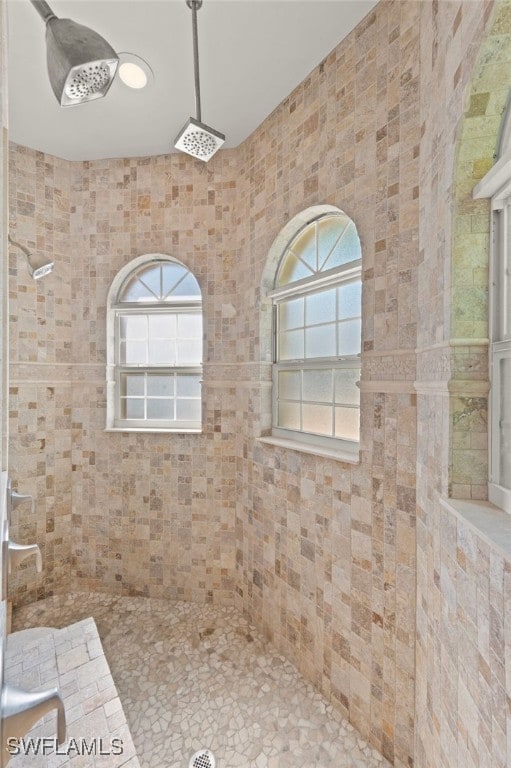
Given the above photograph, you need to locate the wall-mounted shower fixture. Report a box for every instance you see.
[7,541,42,575]
[29,0,118,106]
[8,235,54,280]
[174,0,225,162]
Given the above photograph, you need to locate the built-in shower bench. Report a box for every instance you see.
[5,617,140,767]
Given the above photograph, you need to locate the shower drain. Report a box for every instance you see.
[189,748,216,768]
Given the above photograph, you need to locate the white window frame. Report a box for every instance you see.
[105,254,203,433]
[474,151,511,512]
[269,215,362,455]
[489,195,511,512]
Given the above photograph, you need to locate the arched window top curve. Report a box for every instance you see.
[274,212,361,289]
[117,258,201,304]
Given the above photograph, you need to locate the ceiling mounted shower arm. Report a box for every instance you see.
[187,0,203,123]
[174,0,225,161]
[29,0,57,24]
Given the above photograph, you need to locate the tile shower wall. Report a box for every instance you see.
[8,144,73,603]
[8,147,242,603]
[415,2,511,768]
[233,4,419,765]
[66,154,239,601]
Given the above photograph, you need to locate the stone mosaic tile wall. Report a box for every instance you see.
[8,144,73,604]
[415,1,511,767]
[9,150,241,603]
[233,4,420,765]
[66,154,239,602]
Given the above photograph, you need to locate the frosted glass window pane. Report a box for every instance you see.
[278,401,301,430]
[124,341,147,365]
[276,252,314,287]
[279,330,304,360]
[138,265,161,298]
[335,406,360,441]
[500,356,511,489]
[178,314,203,339]
[121,277,155,302]
[279,298,304,331]
[122,375,144,397]
[161,263,190,297]
[278,371,301,400]
[147,399,174,419]
[302,404,332,436]
[303,369,333,403]
[305,324,336,358]
[148,314,177,339]
[177,340,202,365]
[338,319,361,356]
[176,399,201,421]
[148,341,175,365]
[338,281,361,320]
[120,315,147,340]
[306,289,336,326]
[334,369,360,406]
[170,272,201,298]
[124,398,144,419]
[317,216,346,269]
[177,375,201,397]
[290,225,317,271]
[323,222,361,270]
[147,375,174,397]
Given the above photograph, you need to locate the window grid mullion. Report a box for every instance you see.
[500,203,507,341]
[504,202,510,340]
[143,372,148,421]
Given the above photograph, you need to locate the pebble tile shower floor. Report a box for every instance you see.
[12,593,390,768]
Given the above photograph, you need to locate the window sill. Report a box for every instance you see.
[256,435,360,464]
[440,497,511,561]
[104,427,202,434]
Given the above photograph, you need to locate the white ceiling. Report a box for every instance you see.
[7,0,377,161]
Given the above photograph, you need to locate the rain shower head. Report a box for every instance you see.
[8,235,54,280]
[175,117,225,162]
[30,0,118,106]
[174,0,225,161]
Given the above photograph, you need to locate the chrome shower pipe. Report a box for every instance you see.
[187,0,202,123]
[7,235,31,263]
[29,0,56,23]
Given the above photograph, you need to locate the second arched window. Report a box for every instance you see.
[270,212,362,451]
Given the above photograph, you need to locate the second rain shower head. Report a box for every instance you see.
[30,0,118,106]
[8,235,54,280]
[174,0,225,162]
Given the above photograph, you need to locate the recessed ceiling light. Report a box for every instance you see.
[117,53,153,90]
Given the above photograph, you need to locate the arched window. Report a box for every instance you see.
[106,255,203,432]
[269,211,362,453]
[474,100,511,512]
